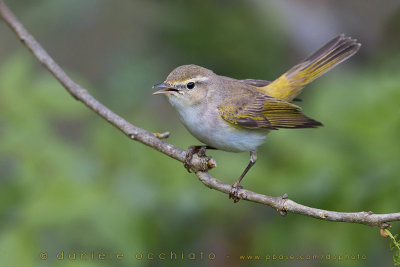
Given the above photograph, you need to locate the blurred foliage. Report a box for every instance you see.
[385,229,400,265]
[0,0,400,267]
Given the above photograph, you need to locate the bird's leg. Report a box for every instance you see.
[184,145,214,173]
[229,151,257,203]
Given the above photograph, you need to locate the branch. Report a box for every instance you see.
[1,0,399,228]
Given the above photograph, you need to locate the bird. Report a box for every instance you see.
[153,34,361,202]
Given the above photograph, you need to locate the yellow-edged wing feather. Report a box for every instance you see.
[261,34,361,102]
[218,93,322,130]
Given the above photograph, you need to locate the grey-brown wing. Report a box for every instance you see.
[218,93,322,130]
[239,79,271,87]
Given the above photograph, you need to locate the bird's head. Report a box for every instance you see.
[153,64,215,107]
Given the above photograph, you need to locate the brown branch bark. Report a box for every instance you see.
[1,0,399,228]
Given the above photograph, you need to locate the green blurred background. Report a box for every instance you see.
[1,0,400,266]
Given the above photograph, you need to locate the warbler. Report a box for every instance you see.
[153,34,360,201]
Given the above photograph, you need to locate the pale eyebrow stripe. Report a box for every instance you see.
[176,76,209,87]
[193,76,210,82]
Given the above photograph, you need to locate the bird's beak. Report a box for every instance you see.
[152,82,179,95]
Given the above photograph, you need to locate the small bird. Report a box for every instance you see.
[153,34,360,202]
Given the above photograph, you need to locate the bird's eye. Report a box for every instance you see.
[186,82,195,89]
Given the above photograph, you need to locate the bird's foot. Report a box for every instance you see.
[229,182,243,203]
[184,146,207,173]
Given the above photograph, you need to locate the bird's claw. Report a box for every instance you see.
[184,146,207,173]
[229,183,243,203]
[183,159,192,173]
[184,147,195,173]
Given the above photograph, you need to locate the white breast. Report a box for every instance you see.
[167,96,268,152]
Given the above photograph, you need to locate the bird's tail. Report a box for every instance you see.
[261,34,361,102]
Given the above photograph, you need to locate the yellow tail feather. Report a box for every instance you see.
[261,34,361,102]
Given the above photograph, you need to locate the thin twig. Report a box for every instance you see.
[1,0,399,227]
